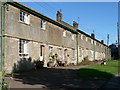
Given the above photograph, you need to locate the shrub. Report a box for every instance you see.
[35,60,44,69]
[0,78,8,90]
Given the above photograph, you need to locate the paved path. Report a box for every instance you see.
[5,62,118,89]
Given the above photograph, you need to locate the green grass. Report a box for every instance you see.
[0,72,2,77]
[0,72,2,83]
[0,72,2,79]
[77,60,120,77]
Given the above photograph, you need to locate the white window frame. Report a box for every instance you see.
[49,46,53,58]
[40,19,46,30]
[91,39,93,44]
[72,49,75,58]
[81,35,83,40]
[58,48,62,60]
[19,39,29,56]
[72,34,74,40]
[94,41,96,45]
[19,10,30,24]
[63,30,66,37]
[86,37,88,42]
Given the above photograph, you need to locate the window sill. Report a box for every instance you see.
[19,20,30,26]
[63,36,66,38]
[72,57,75,60]
[40,28,46,31]
[19,53,29,56]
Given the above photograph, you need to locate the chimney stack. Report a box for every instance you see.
[101,40,104,44]
[73,21,78,29]
[91,33,95,39]
[56,9,62,22]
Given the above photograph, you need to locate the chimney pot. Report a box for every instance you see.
[101,40,104,44]
[73,21,78,29]
[91,33,95,38]
[56,10,62,22]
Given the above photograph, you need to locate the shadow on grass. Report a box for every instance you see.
[77,68,114,78]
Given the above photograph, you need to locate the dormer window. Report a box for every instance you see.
[86,37,88,42]
[81,35,83,40]
[72,34,74,40]
[91,39,93,44]
[40,19,46,30]
[63,30,66,37]
[94,41,96,45]
[19,10,30,24]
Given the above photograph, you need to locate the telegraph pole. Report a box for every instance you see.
[107,34,109,46]
[117,22,120,59]
[106,34,109,60]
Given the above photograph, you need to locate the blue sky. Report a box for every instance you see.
[20,2,118,45]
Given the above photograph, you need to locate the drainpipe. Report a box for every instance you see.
[76,34,79,65]
[1,1,6,89]
[93,41,95,60]
[1,2,5,73]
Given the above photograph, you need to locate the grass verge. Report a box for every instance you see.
[77,60,120,77]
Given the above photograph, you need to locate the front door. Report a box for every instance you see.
[40,45,45,61]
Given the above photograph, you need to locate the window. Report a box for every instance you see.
[49,46,53,58]
[83,36,85,40]
[19,39,29,55]
[58,48,62,60]
[72,49,75,58]
[79,48,82,57]
[72,34,74,40]
[86,37,88,42]
[91,39,93,44]
[19,10,30,24]
[63,30,66,37]
[40,19,46,30]
[88,38,91,42]
[64,49,67,58]
[40,45,44,56]
[40,45,44,61]
[94,41,96,45]
[91,51,94,58]
[81,35,83,40]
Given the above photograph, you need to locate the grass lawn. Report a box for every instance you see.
[0,72,2,79]
[0,72,2,84]
[0,72,2,77]
[77,60,120,77]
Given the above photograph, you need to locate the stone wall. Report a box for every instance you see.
[2,3,111,74]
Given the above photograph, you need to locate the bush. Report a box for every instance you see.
[35,60,44,69]
[84,56,89,61]
[0,78,8,90]
[80,56,90,65]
